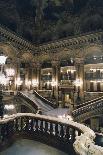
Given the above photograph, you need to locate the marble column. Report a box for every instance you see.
[75,58,84,102]
[36,62,42,90]
[25,63,29,90]
[51,60,60,106]
[31,62,38,90]
[15,58,21,90]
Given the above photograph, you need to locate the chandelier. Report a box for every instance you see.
[0,55,7,64]
[5,68,15,77]
[0,73,9,85]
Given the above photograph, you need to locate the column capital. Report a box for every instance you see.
[75,58,84,65]
[51,60,60,67]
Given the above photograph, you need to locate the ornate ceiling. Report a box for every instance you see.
[0,0,103,44]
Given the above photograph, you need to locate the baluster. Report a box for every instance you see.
[60,124,64,138]
[21,117,24,131]
[45,121,48,133]
[30,118,34,132]
[50,122,53,135]
[25,117,29,131]
[35,119,39,132]
[40,120,43,133]
[65,125,70,142]
[55,123,59,137]
[15,118,19,131]
[70,128,75,143]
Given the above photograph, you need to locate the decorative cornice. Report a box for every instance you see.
[38,31,103,53]
[0,24,103,61]
[0,24,36,51]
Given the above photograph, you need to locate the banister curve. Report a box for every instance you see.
[0,113,103,155]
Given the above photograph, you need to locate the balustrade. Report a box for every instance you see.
[73,98,103,118]
[33,90,57,108]
[0,113,103,154]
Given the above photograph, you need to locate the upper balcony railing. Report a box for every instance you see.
[0,113,103,154]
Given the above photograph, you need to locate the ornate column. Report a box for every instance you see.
[36,62,42,90]
[15,58,21,90]
[25,63,29,90]
[75,58,84,103]
[31,62,38,90]
[51,60,60,106]
[10,60,17,91]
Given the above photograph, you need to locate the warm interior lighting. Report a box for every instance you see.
[25,80,31,86]
[32,79,38,87]
[6,68,15,77]
[74,79,83,87]
[0,55,7,64]
[47,81,50,85]
[0,72,9,85]
[47,72,50,75]
[4,104,15,110]
[51,80,57,87]
[15,77,23,86]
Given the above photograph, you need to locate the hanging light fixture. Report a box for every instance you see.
[0,55,7,64]
[5,68,15,77]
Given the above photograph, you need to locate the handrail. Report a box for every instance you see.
[0,113,103,155]
[73,98,103,117]
[17,91,38,110]
[74,95,103,109]
[33,90,57,108]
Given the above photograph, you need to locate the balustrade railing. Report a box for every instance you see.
[0,113,103,154]
[73,97,103,118]
[17,92,38,110]
[74,95,103,109]
[33,90,57,108]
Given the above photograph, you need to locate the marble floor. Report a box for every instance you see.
[1,139,68,155]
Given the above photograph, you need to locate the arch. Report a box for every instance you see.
[0,42,18,59]
[56,48,75,60]
[83,44,103,58]
[21,51,34,62]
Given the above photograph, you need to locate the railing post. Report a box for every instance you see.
[55,123,59,137]
[50,122,53,135]
[35,119,39,132]
[40,120,43,133]
[45,121,48,133]
[65,126,70,142]
[60,124,64,139]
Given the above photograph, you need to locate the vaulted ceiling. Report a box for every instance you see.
[0,0,103,44]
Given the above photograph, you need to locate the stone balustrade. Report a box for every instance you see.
[17,91,38,110]
[73,98,103,118]
[0,113,103,154]
[33,90,57,108]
